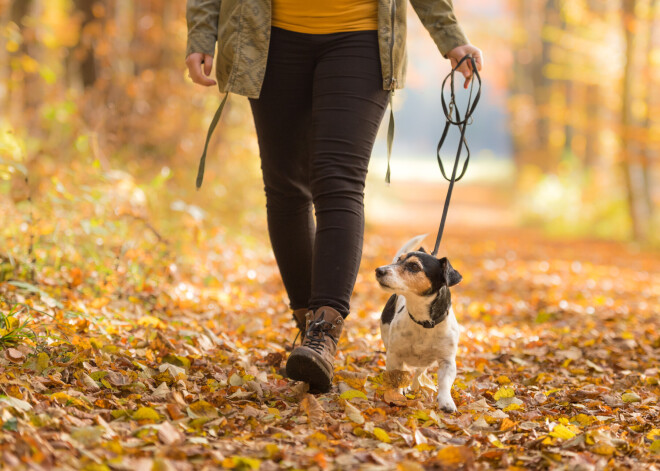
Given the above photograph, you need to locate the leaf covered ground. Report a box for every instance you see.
[1,210,659,471]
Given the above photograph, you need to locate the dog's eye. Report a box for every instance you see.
[406,263,421,273]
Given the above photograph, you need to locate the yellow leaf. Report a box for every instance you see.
[591,443,616,455]
[414,443,436,452]
[224,456,261,470]
[264,444,280,460]
[373,427,391,443]
[335,370,368,390]
[410,410,431,422]
[650,440,660,454]
[306,431,327,445]
[50,392,73,405]
[621,392,641,403]
[488,434,505,448]
[496,375,511,385]
[572,414,596,427]
[500,418,516,431]
[132,407,161,421]
[397,461,425,471]
[646,429,660,441]
[36,352,50,373]
[187,400,218,419]
[137,315,165,329]
[549,424,576,440]
[503,403,522,412]
[339,389,368,401]
[493,386,515,401]
[81,464,111,471]
[436,445,473,466]
[6,40,19,53]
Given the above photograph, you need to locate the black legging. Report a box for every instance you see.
[249,27,389,318]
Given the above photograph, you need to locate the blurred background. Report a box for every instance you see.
[1,0,659,286]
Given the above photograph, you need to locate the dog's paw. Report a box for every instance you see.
[436,394,457,413]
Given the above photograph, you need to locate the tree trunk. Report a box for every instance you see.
[621,0,651,240]
[642,0,658,221]
[72,0,98,88]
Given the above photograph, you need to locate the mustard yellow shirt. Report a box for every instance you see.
[272,0,379,34]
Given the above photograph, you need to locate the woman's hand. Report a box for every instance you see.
[446,45,483,89]
[186,52,217,87]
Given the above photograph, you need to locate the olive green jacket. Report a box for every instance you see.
[186,0,469,98]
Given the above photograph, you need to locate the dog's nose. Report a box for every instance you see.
[375,267,387,278]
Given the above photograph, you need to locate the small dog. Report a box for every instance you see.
[375,235,462,412]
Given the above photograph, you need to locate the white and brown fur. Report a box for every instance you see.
[375,235,462,412]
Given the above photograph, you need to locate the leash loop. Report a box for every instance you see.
[431,55,482,257]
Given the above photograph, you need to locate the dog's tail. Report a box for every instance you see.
[393,234,427,262]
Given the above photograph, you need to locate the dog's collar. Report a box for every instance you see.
[408,311,438,329]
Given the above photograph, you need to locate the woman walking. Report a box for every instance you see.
[185,0,483,393]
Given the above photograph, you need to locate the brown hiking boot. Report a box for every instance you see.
[285,306,344,393]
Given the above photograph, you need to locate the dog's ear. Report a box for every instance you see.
[418,246,427,253]
[439,257,462,287]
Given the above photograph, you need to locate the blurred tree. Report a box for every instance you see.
[509,0,658,240]
[71,0,98,88]
[642,0,658,225]
[622,0,653,240]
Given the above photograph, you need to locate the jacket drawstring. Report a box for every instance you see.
[385,89,395,184]
[196,92,229,189]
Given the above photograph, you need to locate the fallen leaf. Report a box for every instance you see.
[383,389,408,406]
[621,392,641,403]
[373,427,391,443]
[187,401,218,419]
[6,348,24,363]
[344,402,365,424]
[132,407,161,421]
[549,424,576,440]
[339,389,368,401]
[301,394,324,425]
[435,445,474,468]
[158,421,184,445]
[493,386,515,401]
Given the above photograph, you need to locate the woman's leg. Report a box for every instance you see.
[286,30,389,392]
[308,30,389,317]
[248,28,316,311]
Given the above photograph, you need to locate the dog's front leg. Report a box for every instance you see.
[436,359,457,413]
[385,350,404,372]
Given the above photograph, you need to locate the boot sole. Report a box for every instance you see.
[286,351,333,393]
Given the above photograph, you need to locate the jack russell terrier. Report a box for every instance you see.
[375,235,462,412]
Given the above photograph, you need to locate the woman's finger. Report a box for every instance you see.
[458,61,472,89]
[186,53,216,86]
[472,51,483,71]
[203,54,213,76]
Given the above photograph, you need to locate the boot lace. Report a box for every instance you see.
[291,329,302,350]
[304,315,337,354]
[290,314,306,350]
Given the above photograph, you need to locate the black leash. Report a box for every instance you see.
[431,55,482,257]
